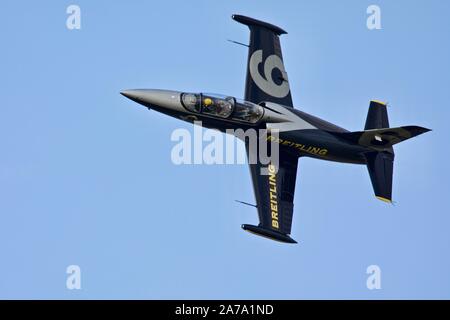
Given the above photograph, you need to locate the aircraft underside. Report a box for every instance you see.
[121,14,430,244]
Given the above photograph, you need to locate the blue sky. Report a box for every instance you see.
[1,0,449,299]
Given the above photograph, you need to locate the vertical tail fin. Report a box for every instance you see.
[364,100,394,203]
[365,151,394,203]
[232,14,293,107]
[365,100,389,130]
[339,100,430,202]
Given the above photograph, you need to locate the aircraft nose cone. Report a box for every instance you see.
[120,90,134,98]
[120,89,184,112]
[120,90,145,102]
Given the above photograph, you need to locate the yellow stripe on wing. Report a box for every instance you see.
[376,196,392,203]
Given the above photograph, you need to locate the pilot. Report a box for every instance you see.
[216,99,232,117]
[203,97,213,108]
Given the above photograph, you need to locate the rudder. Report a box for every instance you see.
[365,100,389,130]
[365,151,394,203]
[365,100,393,202]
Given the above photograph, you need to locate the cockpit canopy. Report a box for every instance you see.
[181,93,264,123]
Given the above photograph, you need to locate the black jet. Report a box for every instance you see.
[121,14,430,244]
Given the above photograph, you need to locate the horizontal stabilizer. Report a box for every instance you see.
[241,224,297,243]
[333,126,431,150]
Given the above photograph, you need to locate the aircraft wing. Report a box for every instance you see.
[234,14,298,243]
[233,14,294,108]
[242,145,299,243]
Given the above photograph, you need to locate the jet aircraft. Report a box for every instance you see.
[121,14,430,243]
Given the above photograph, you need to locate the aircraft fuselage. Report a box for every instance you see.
[121,89,368,165]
